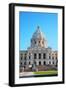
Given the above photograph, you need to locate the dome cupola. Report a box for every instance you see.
[30,26,47,48]
[32,26,44,39]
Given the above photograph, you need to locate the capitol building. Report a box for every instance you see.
[20,26,58,72]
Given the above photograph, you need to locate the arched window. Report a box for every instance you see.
[53,61,54,64]
[39,61,41,65]
[44,61,46,65]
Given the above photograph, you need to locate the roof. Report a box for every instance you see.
[32,26,46,40]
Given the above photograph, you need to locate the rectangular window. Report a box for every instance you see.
[43,53,46,59]
[39,53,41,59]
[24,54,27,60]
[21,54,23,60]
[34,53,37,59]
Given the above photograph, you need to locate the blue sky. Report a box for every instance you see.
[19,11,58,50]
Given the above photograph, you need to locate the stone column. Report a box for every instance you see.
[37,53,38,59]
[37,61,39,65]
[41,53,43,60]
[50,61,52,65]
[26,53,29,66]
[54,54,55,60]
[46,61,48,65]
[46,53,49,59]
[41,61,43,65]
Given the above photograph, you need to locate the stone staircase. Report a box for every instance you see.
[37,65,57,71]
[20,65,57,72]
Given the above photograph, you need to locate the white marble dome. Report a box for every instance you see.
[32,26,45,40]
[31,26,47,48]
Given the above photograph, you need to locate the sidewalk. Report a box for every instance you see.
[19,72,34,77]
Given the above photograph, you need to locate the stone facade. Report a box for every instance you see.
[20,26,58,71]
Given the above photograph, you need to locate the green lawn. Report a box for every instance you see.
[34,70,58,75]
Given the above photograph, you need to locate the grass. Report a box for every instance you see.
[34,70,58,75]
